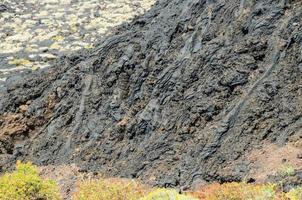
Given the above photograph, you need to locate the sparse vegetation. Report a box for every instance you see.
[8,58,32,67]
[0,162,301,200]
[189,182,277,200]
[73,178,150,200]
[286,187,302,200]
[141,189,197,200]
[0,161,61,200]
[278,164,296,176]
[189,182,302,200]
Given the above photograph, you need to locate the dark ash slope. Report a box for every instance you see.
[0,0,301,188]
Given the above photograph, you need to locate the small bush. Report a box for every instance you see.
[190,182,277,200]
[277,165,295,176]
[141,189,197,200]
[286,187,302,200]
[0,161,61,200]
[73,178,150,200]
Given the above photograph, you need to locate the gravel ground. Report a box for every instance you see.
[0,0,155,84]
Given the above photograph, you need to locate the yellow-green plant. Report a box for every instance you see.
[286,187,302,200]
[278,165,295,176]
[140,189,197,200]
[8,58,32,67]
[73,178,150,200]
[0,161,61,200]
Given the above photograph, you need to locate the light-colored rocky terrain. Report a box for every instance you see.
[0,0,155,83]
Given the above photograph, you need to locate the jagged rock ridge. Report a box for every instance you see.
[0,0,301,188]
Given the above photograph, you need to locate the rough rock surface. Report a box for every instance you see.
[0,0,301,188]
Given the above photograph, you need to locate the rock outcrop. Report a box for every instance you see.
[0,0,301,188]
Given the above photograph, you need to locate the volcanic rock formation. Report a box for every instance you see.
[0,0,301,188]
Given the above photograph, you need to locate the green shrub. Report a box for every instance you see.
[0,161,61,200]
[73,178,150,200]
[277,165,295,176]
[140,189,197,200]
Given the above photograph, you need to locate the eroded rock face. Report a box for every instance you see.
[0,0,301,188]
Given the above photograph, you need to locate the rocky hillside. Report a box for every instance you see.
[0,0,301,189]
